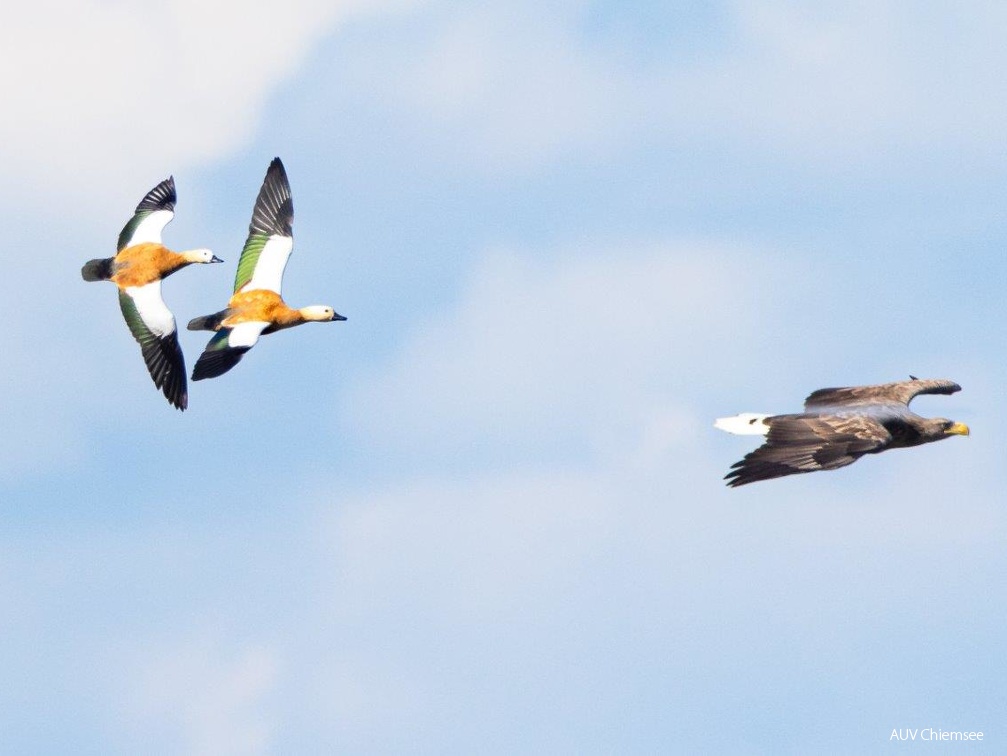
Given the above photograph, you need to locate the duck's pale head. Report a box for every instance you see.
[300,305,347,322]
[182,248,224,264]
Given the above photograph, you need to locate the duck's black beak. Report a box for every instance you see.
[210,255,224,263]
[332,312,347,322]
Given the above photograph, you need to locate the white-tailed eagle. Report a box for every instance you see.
[715,378,969,487]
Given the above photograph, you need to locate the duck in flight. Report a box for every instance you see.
[715,377,969,486]
[81,176,222,410]
[188,157,345,380]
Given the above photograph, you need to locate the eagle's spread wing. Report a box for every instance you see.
[725,414,891,487]
[803,379,961,410]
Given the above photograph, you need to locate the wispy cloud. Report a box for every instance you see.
[343,240,776,469]
[334,0,1007,173]
[0,0,418,202]
[117,635,279,755]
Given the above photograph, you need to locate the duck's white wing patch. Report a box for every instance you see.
[229,320,269,348]
[124,281,175,337]
[239,236,293,294]
[233,158,294,294]
[123,209,174,247]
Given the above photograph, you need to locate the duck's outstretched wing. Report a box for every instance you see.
[117,285,187,410]
[117,176,176,251]
[724,414,891,487]
[191,321,268,380]
[233,158,294,295]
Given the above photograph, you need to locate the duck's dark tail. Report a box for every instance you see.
[81,257,114,282]
[187,310,229,332]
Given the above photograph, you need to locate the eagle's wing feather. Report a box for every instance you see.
[725,414,891,487]
[804,379,960,410]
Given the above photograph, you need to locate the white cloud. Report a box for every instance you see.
[0,0,419,203]
[662,0,1007,160]
[117,635,279,755]
[327,471,620,618]
[339,0,1007,171]
[343,240,777,467]
[385,3,625,169]
[340,1,635,171]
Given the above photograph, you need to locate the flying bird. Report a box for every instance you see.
[188,157,346,380]
[715,378,969,487]
[81,176,222,410]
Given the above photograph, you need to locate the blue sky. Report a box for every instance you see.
[2,1,1005,752]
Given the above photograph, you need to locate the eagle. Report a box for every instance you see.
[715,378,969,487]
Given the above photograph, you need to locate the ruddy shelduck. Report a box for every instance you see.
[188,158,345,380]
[81,176,222,410]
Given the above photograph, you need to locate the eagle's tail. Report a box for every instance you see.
[714,413,771,436]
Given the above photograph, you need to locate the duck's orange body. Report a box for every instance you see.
[222,289,308,330]
[110,243,194,289]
